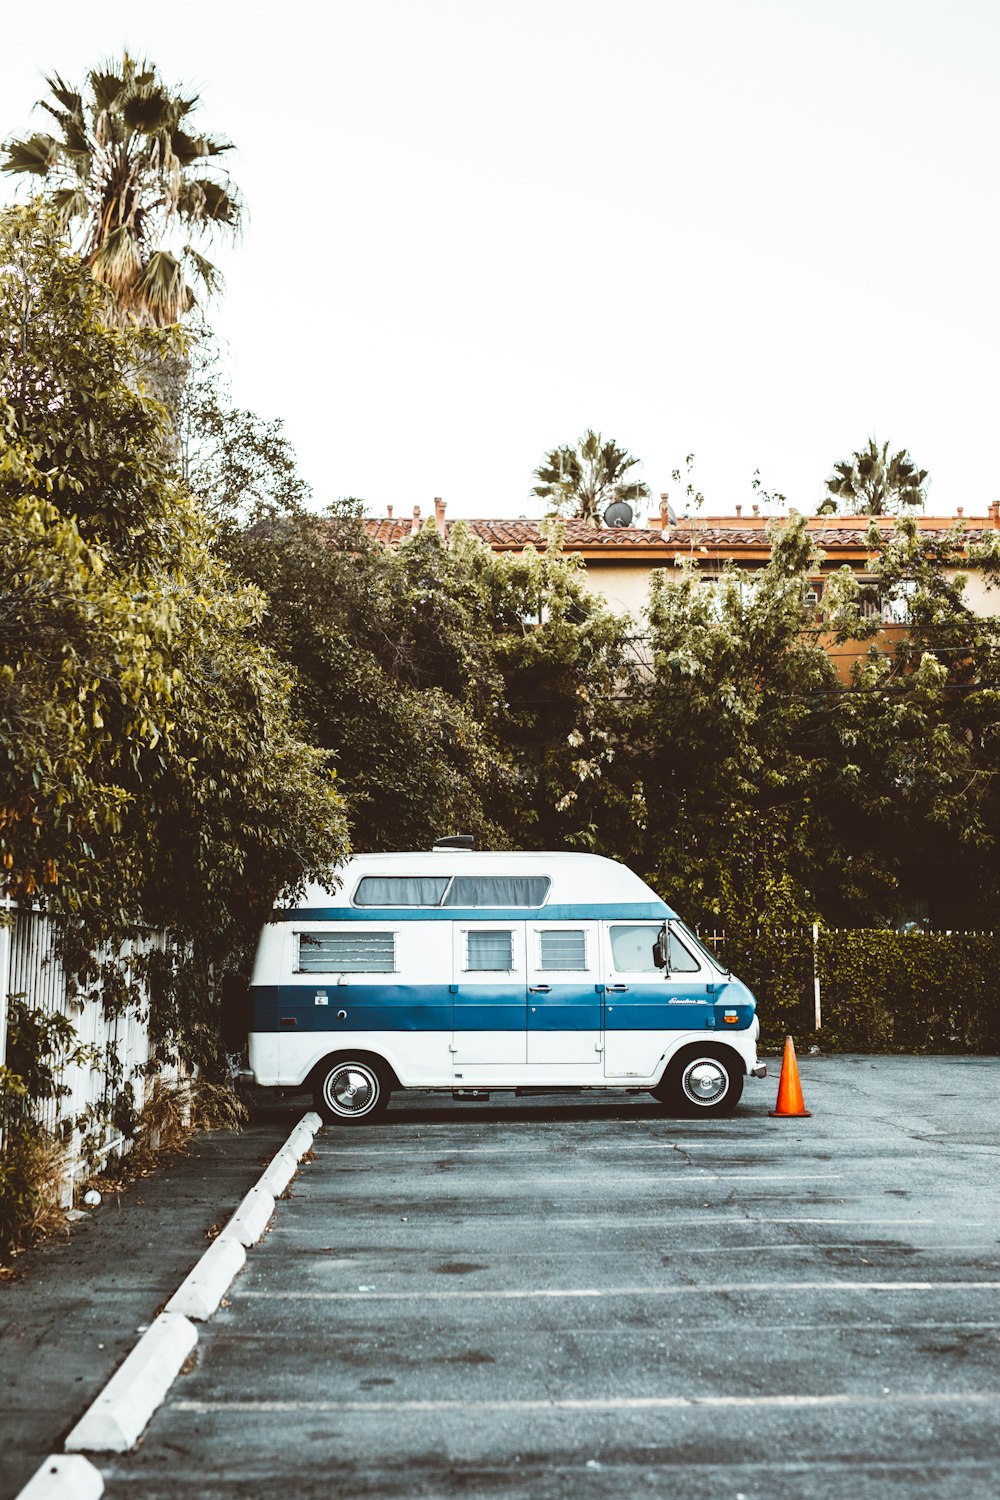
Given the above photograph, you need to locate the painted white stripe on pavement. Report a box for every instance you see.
[171,1390,1000,1415]
[323,1174,844,1184]
[238,1279,1000,1302]
[553,1217,945,1226]
[281,1215,954,1228]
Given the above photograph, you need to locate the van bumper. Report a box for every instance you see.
[750,1062,767,1079]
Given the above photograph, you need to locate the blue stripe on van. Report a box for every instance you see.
[250,982,753,1033]
[272,901,675,923]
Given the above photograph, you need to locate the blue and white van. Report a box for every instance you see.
[247,847,766,1123]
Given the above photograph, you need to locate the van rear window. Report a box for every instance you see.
[297,931,395,973]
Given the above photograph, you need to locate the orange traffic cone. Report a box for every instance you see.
[769,1035,812,1117]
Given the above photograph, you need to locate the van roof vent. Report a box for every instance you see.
[432,835,475,851]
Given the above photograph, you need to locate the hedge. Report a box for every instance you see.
[707,927,1000,1054]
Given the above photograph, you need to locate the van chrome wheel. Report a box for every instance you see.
[682,1056,730,1106]
[316,1059,390,1124]
[653,1046,744,1115]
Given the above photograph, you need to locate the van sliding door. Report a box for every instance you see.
[451,922,527,1066]
[526,922,602,1065]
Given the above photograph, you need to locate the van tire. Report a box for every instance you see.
[314,1056,391,1125]
[652,1045,744,1116]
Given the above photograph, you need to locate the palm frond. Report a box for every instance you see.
[123,87,174,133]
[43,73,84,118]
[38,104,90,157]
[88,223,142,299]
[88,68,126,113]
[2,132,59,175]
[170,129,206,166]
[50,186,90,227]
[198,133,236,158]
[182,244,223,296]
[132,249,194,324]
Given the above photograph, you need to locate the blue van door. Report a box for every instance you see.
[526,921,602,1065]
[451,922,528,1066]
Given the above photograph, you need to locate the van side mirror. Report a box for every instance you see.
[652,923,668,970]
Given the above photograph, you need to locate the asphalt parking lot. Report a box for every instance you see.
[97,1055,1000,1499]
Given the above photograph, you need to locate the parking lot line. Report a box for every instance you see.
[320,1172,845,1183]
[239,1279,1000,1302]
[532,1216,954,1226]
[171,1390,1000,1414]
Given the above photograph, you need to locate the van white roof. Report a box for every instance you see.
[281,851,672,915]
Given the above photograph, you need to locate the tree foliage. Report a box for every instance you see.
[2,54,241,324]
[219,505,639,857]
[531,429,651,524]
[0,203,346,962]
[821,437,927,515]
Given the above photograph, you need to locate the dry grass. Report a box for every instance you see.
[0,1128,71,1264]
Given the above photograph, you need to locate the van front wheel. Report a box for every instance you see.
[653,1048,744,1116]
[315,1058,391,1125]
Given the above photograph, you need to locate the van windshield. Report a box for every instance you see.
[678,922,727,974]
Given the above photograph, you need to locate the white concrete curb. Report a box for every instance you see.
[165,1233,247,1321]
[259,1147,298,1197]
[218,1183,276,1247]
[285,1111,321,1157]
[16,1454,104,1500]
[58,1111,322,1461]
[64,1312,197,1453]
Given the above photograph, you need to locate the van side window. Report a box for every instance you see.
[609,925,660,972]
[609,925,702,973]
[445,876,550,908]
[297,931,395,973]
[466,930,514,971]
[539,930,587,970]
[354,876,449,906]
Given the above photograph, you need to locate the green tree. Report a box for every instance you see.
[531,429,650,524]
[2,54,241,325]
[631,514,840,928]
[170,327,312,527]
[820,438,927,516]
[820,518,1000,923]
[220,504,638,856]
[0,203,345,992]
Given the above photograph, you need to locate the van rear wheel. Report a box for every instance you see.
[653,1047,744,1116]
[315,1058,391,1125]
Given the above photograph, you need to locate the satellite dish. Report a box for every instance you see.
[602,500,634,528]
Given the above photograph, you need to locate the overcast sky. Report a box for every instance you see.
[3,0,998,520]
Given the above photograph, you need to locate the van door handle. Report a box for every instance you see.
[607,984,629,992]
[528,985,550,993]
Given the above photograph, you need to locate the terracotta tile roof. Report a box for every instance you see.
[460,519,675,547]
[365,518,416,543]
[361,516,998,552]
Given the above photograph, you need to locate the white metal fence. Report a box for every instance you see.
[0,899,175,1206]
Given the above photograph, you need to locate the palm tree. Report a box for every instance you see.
[821,438,928,516]
[2,54,242,325]
[532,429,651,524]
